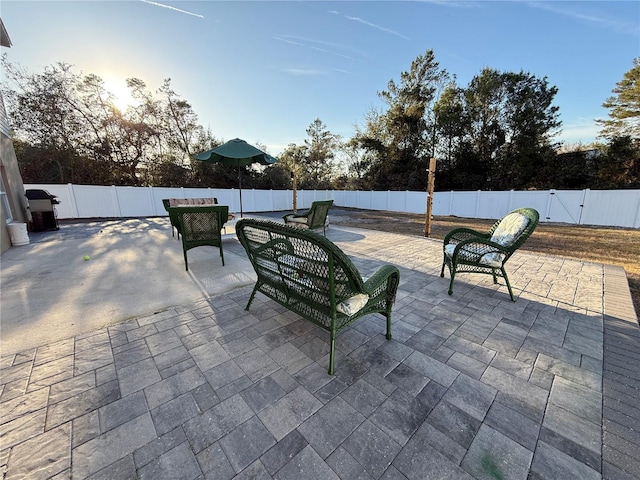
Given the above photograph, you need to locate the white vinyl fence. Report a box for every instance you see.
[25,184,640,228]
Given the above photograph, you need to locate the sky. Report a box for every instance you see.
[1,1,639,157]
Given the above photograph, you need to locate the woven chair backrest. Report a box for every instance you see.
[306,200,334,230]
[172,205,228,242]
[168,197,218,207]
[488,208,539,251]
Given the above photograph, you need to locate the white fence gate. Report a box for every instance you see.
[24,184,640,229]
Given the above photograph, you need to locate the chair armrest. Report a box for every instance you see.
[455,237,509,253]
[283,209,310,221]
[447,238,511,266]
[443,227,490,245]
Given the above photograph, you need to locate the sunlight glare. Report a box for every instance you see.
[103,77,138,113]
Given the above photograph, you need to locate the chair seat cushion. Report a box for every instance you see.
[444,244,505,268]
[479,252,505,267]
[284,216,309,225]
[490,213,530,247]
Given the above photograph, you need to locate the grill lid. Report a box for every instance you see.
[25,189,60,203]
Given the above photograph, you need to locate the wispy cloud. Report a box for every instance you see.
[273,36,366,61]
[527,2,639,36]
[330,10,409,40]
[555,118,601,144]
[415,0,480,8]
[278,65,354,77]
[281,68,328,76]
[140,0,204,19]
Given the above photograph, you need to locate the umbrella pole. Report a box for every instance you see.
[238,164,243,217]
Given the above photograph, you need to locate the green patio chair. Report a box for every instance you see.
[283,199,333,235]
[236,218,400,375]
[169,205,228,271]
[440,207,539,301]
[163,198,219,238]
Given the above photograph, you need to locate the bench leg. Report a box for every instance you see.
[385,313,392,340]
[328,332,336,375]
[245,285,259,311]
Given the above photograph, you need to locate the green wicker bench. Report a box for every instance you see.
[236,218,400,375]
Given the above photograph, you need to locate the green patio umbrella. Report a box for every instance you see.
[194,138,278,217]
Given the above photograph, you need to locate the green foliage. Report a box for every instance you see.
[541,149,598,189]
[2,53,637,192]
[250,164,291,190]
[598,58,640,140]
[452,68,560,191]
[352,54,561,191]
[279,119,341,190]
[434,82,467,188]
[354,49,448,190]
[303,118,340,188]
[596,136,640,188]
[1,57,222,187]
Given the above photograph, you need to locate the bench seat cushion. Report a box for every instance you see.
[337,293,369,316]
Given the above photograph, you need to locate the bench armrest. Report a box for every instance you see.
[363,264,401,300]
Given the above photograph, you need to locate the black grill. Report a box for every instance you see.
[26,189,60,231]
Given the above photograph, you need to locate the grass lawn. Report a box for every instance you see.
[331,208,640,317]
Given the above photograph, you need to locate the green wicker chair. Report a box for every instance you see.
[163,198,219,239]
[236,218,400,375]
[168,205,228,271]
[283,200,333,235]
[440,208,539,301]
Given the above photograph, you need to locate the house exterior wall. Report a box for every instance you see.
[0,18,29,254]
[0,92,29,254]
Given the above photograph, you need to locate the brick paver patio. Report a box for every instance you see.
[1,219,638,479]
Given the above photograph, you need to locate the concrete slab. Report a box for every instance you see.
[0,217,255,356]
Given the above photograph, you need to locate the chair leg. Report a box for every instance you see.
[183,250,189,271]
[220,245,225,266]
[448,274,455,295]
[502,268,515,301]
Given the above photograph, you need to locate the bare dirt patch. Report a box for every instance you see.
[330,207,640,317]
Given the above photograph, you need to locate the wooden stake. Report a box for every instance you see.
[425,157,437,237]
[292,172,298,213]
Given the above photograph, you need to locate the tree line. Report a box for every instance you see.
[2,51,638,192]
